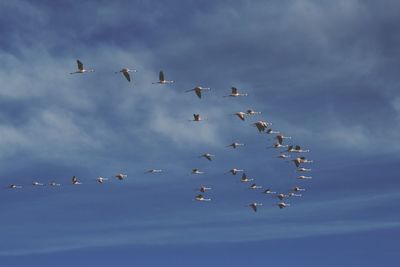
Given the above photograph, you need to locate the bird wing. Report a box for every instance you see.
[288,145,293,151]
[123,71,131,82]
[294,160,300,167]
[295,145,301,150]
[205,154,212,161]
[77,60,83,70]
[276,135,283,145]
[231,87,238,94]
[255,123,263,132]
[72,176,77,183]
[251,204,257,212]
[159,71,165,81]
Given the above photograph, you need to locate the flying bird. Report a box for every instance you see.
[192,169,204,175]
[253,121,271,132]
[225,168,244,175]
[96,177,108,183]
[240,173,254,183]
[276,193,289,200]
[115,173,127,180]
[288,145,310,153]
[277,202,290,209]
[226,142,245,149]
[8,184,22,189]
[191,114,204,122]
[32,181,44,186]
[246,109,261,116]
[115,68,137,82]
[297,167,312,172]
[249,202,262,212]
[152,70,174,84]
[200,153,214,161]
[186,86,210,99]
[70,59,94,74]
[265,128,280,134]
[297,175,312,180]
[49,181,61,186]
[224,87,248,97]
[145,169,163,174]
[249,183,262,190]
[72,176,82,185]
[233,112,247,121]
[262,188,276,194]
[199,185,212,193]
[195,194,211,201]
[276,134,291,145]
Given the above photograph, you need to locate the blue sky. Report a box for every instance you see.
[0,0,399,266]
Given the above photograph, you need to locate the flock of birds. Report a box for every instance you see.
[6,59,315,213]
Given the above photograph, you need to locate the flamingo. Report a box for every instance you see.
[262,188,276,194]
[277,202,290,209]
[297,175,312,180]
[186,86,210,99]
[200,153,214,161]
[233,112,247,121]
[254,121,271,132]
[115,173,127,180]
[276,134,291,145]
[249,183,262,190]
[293,157,313,167]
[191,114,204,122]
[199,185,212,193]
[288,192,302,197]
[241,173,254,183]
[227,142,245,149]
[32,181,44,186]
[115,68,137,82]
[152,70,174,84]
[70,59,94,74]
[246,109,261,116]
[225,168,244,175]
[96,177,108,183]
[278,153,291,159]
[265,128,280,134]
[292,186,306,192]
[192,169,204,175]
[49,181,61,186]
[272,143,288,149]
[8,184,22,189]
[145,169,163,174]
[276,193,289,200]
[249,202,262,212]
[224,87,248,97]
[288,145,310,153]
[195,194,211,201]
[72,176,82,185]
[297,167,312,172]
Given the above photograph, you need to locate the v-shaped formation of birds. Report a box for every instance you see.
[6,59,315,213]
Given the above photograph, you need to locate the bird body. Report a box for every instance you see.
[115,173,127,180]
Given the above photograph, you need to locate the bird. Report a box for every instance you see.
[233,112,247,121]
[145,169,163,174]
[200,153,214,161]
[49,181,61,186]
[225,168,244,175]
[191,114,203,122]
[70,59,94,74]
[288,192,302,197]
[199,185,212,193]
[253,121,271,132]
[265,128,280,134]
[276,134,291,145]
[32,181,44,186]
[115,68,137,82]
[246,109,261,116]
[287,145,310,153]
[293,157,313,167]
[192,169,204,174]
[249,202,262,212]
[297,167,312,172]
[224,87,248,97]
[277,202,290,209]
[226,142,245,149]
[8,184,22,189]
[96,177,108,183]
[186,86,210,99]
[249,183,262,190]
[72,176,82,185]
[272,143,288,149]
[240,173,254,183]
[195,194,211,201]
[292,186,306,192]
[152,70,174,84]
[278,153,291,159]
[297,175,312,180]
[262,188,276,194]
[115,173,127,180]
[276,193,289,200]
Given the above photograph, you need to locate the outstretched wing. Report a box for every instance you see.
[276,135,283,145]
[250,204,257,212]
[159,71,165,82]
[77,60,83,70]
[123,71,131,82]
[231,87,238,94]
[195,88,202,99]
